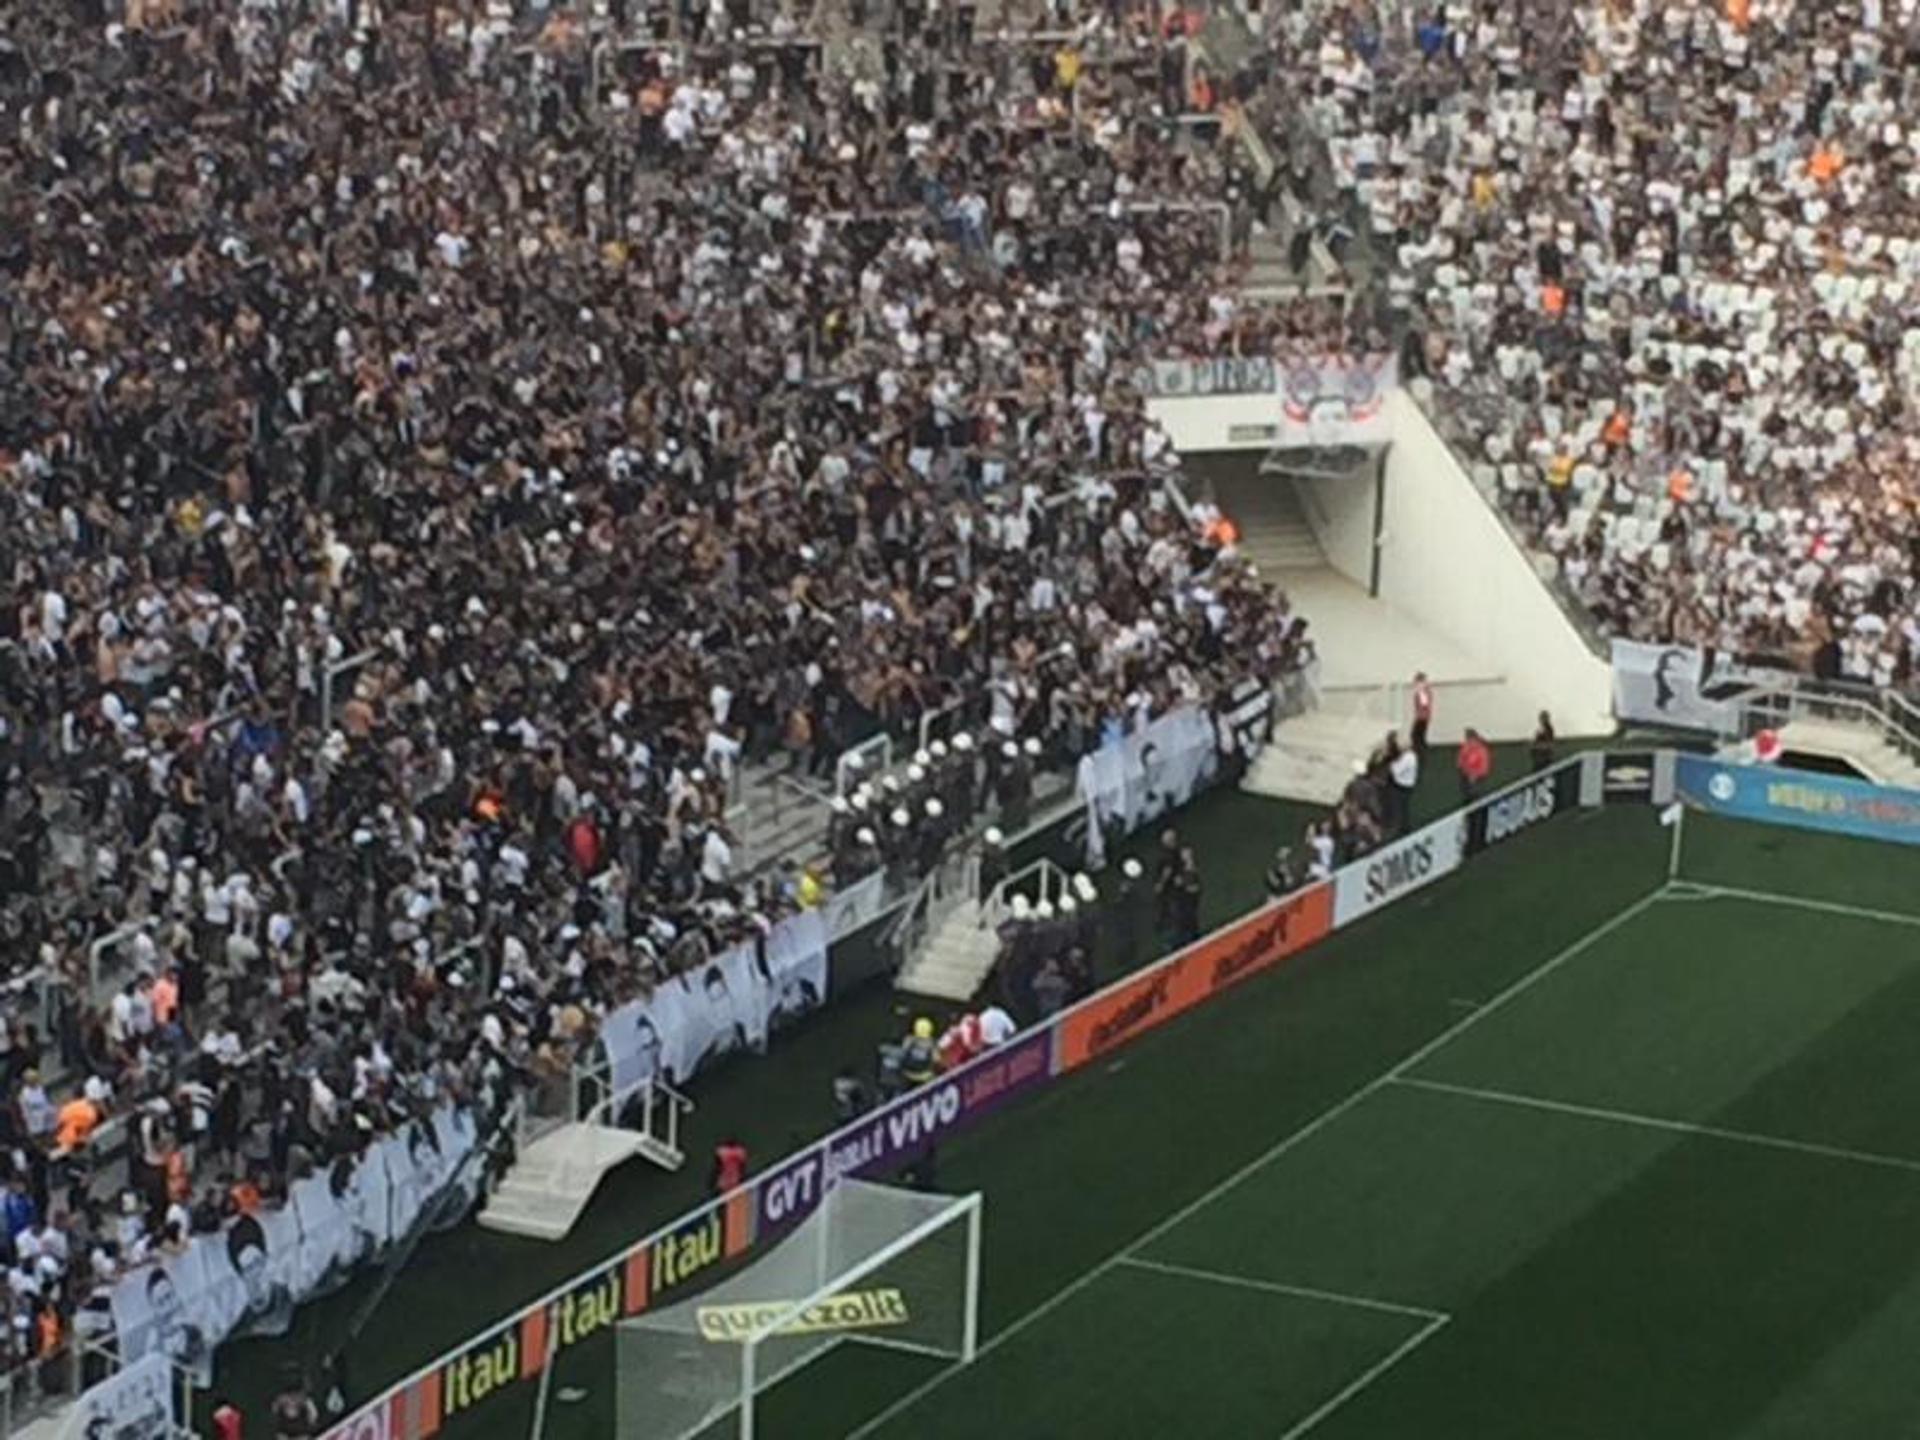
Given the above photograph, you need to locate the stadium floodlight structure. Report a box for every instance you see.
[612,1180,981,1440]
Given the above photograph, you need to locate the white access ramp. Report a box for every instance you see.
[479,1082,691,1243]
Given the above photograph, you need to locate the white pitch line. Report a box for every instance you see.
[1661,881,1920,932]
[1394,1077,1920,1178]
[1115,1256,1446,1323]
[1277,1314,1451,1440]
[841,888,1666,1440]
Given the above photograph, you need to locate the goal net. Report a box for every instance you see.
[615,1181,981,1440]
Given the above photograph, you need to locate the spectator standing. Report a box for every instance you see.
[1386,733,1419,835]
[1457,731,1493,803]
[1531,714,1558,773]
[1410,675,1435,757]
[1170,850,1204,945]
[709,1139,750,1198]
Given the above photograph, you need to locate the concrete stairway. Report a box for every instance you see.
[1215,473,1327,575]
[1764,718,1920,789]
[478,1121,673,1242]
[897,898,999,1004]
[1243,709,1375,806]
[728,762,833,876]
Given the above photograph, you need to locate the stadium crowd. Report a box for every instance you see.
[1253,0,1920,685]
[0,0,1313,1387]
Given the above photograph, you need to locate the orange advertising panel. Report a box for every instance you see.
[1058,882,1333,1070]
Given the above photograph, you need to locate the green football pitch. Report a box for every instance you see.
[669,803,1920,1440]
[224,777,1920,1439]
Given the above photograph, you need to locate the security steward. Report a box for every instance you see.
[900,1018,939,1087]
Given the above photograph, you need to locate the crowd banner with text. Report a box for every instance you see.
[1332,814,1467,927]
[319,762,1610,1440]
[1675,754,1920,847]
[1610,640,1787,734]
[1133,354,1399,448]
[1133,356,1278,398]
[1217,677,1277,765]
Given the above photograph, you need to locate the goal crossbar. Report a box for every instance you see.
[739,1186,982,1439]
[613,1179,983,1440]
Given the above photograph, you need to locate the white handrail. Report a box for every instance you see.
[982,856,1071,929]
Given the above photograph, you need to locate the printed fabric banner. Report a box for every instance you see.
[1331,814,1467,928]
[105,1102,480,1395]
[1215,677,1276,763]
[109,1235,220,1384]
[71,1351,175,1437]
[761,908,829,1039]
[1077,705,1220,868]
[1610,640,1784,735]
[1057,883,1334,1071]
[1135,354,1398,447]
[604,908,831,1094]
[1133,356,1278,398]
[1675,754,1920,847]
[217,1194,301,1341]
[1275,353,1397,445]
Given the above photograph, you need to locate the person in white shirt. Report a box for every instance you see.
[977,1005,1018,1048]
[1387,733,1420,835]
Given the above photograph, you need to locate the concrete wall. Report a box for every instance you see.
[1377,391,1614,737]
[1146,392,1282,452]
[1294,467,1376,591]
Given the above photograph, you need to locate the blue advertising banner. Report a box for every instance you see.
[1675,755,1920,847]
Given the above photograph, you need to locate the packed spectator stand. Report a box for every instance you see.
[0,0,1316,1402]
[1243,0,1920,686]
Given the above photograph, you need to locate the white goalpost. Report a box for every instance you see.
[613,1181,982,1440]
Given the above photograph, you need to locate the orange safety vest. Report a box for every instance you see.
[55,1098,99,1152]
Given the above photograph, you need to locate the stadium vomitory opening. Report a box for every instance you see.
[4,0,1920,1435]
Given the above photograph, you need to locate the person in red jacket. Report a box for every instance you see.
[1456,728,1492,801]
[711,1138,749,1196]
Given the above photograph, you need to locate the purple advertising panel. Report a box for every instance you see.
[755,1030,1056,1235]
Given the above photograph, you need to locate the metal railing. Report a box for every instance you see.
[982,857,1072,929]
[0,1343,87,1440]
[587,1075,693,1169]
[887,849,983,968]
[1738,678,1920,771]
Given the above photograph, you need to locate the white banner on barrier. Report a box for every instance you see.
[71,1350,174,1437]
[1133,356,1278,398]
[1332,814,1467,927]
[822,868,887,940]
[1076,705,1220,868]
[1609,640,1781,735]
[110,1102,480,1386]
[604,908,831,1094]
